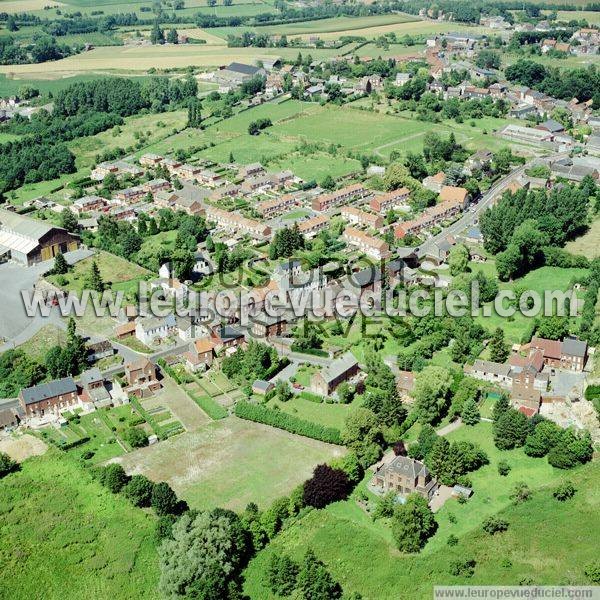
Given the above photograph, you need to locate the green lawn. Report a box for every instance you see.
[267,395,363,430]
[243,434,600,599]
[0,451,159,599]
[47,250,151,294]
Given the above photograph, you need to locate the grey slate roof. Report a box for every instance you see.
[562,337,587,358]
[226,62,260,76]
[320,352,358,384]
[21,377,77,405]
[387,455,429,479]
[80,368,102,387]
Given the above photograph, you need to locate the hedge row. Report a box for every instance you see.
[235,401,342,445]
[188,390,228,420]
[58,436,91,450]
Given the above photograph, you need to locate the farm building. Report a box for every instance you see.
[0,209,79,266]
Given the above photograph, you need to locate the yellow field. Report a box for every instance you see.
[286,20,487,41]
[177,28,229,45]
[0,44,341,74]
[0,0,65,12]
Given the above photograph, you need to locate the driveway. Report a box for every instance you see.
[430,485,454,512]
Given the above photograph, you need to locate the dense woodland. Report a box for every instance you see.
[0,76,198,194]
[480,179,593,280]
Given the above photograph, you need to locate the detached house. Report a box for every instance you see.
[184,337,216,372]
[311,352,359,396]
[135,314,177,346]
[372,456,438,500]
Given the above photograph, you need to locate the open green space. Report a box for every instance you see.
[47,250,151,294]
[114,415,345,511]
[0,451,159,600]
[267,394,363,430]
[243,428,599,599]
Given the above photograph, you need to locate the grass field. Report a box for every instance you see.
[0,451,159,600]
[68,110,187,170]
[0,73,154,98]
[243,429,600,599]
[47,250,151,294]
[0,44,342,74]
[565,218,600,259]
[472,264,588,344]
[114,415,345,511]
[267,395,362,430]
[17,324,67,362]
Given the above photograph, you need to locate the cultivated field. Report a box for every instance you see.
[0,451,160,599]
[114,415,345,511]
[0,0,65,12]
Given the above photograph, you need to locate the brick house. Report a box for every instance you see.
[372,456,438,500]
[530,336,588,371]
[19,377,78,419]
[125,358,157,387]
[311,352,359,396]
[184,337,216,372]
[251,314,287,338]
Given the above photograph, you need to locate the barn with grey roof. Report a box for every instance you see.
[0,208,79,266]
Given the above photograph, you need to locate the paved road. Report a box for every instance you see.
[412,151,569,260]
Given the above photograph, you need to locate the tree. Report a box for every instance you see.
[536,316,570,341]
[461,397,480,426]
[0,452,19,478]
[53,251,69,275]
[524,420,561,457]
[123,426,148,448]
[342,408,384,467]
[320,174,336,191]
[267,553,299,596]
[493,408,529,450]
[99,463,129,493]
[448,244,469,276]
[166,28,179,44]
[337,381,354,404]
[86,260,105,293]
[391,494,437,553]
[492,393,510,422]
[296,549,342,600]
[476,50,501,69]
[547,429,593,469]
[151,481,181,516]
[62,317,87,376]
[150,20,165,45]
[187,97,202,128]
[60,207,78,233]
[413,366,453,424]
[275,380,293,402]
[488,327,509,363]
[123,474,154,507]
[158,509,250,598]
[303,464,350,509]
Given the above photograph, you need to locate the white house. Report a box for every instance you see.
[135,314,177,346]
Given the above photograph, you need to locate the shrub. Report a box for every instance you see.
[449,557,476,577]
[510,481,531,505]
[553,481,576,501]
[447,534,458,546]
[584,561,600,584]
[0,452,19,478]
[497,460,511,476]
[482,516,509,535]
